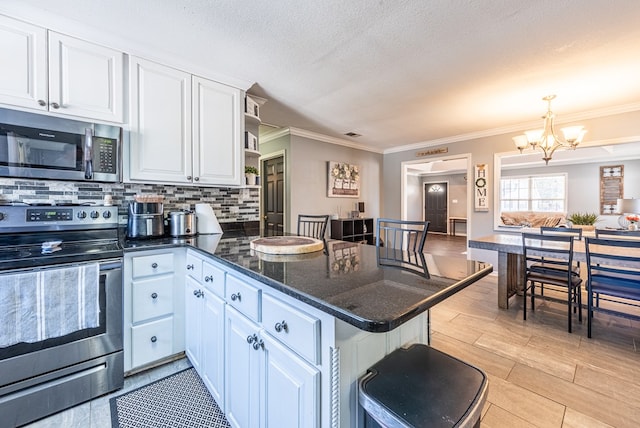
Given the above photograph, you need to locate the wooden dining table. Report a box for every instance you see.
[468,232,640,309]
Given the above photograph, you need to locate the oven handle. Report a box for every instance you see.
[99,260,123,271]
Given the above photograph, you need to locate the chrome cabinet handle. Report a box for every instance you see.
[246,334,258,344]
[193,289,203,298]
[150,336,157,343]
[186,264,194,270]
[194,177,199,181]
[205,275,213,282]
[187,176,192,181]
[50,102,60,109]
[38,99,46,106]
[253,339,264,351]
[274,321,288,333]
[151,262,158,268]
[151,292,158,299]
[231,292,241,302]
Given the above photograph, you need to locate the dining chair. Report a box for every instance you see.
[522,233,583,332]
[595,228,640,238]
[538,226,583,296]
[585,237,640,338]
[376,218,430,252]
[297,214,329,240]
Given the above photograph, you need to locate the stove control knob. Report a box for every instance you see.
[90,211,100,219]
[102,211,112,219]
[77,211,87,219]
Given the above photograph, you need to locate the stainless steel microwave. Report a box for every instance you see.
[0,108,122,182]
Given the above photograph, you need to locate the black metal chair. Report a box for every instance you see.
[376,218,430,252]
[297,214,329,239]
[359,344,487,428]
[595,228,640,238]
[585,237,640,338]
[522,233,583,332]
[538,226,583,295]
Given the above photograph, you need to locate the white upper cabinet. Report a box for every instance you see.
[127,57,243,186]
[128,56,193,184]
[193,76,242,186]
[0,15,124,123]
[0,16,47,111]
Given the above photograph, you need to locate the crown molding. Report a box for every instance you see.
[260,127,384,153]
[384,101,640,155]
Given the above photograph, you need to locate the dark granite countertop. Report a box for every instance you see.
[123,231,493,332]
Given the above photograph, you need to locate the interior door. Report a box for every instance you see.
[424,182,448,233]
[263,156,284,236]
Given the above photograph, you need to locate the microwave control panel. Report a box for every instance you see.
[94,137,117,174]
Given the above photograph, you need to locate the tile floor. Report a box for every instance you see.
[23,234,640,427]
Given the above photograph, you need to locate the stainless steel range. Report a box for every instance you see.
[0,203,123,428]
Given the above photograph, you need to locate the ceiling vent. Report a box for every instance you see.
[344,132,361,137]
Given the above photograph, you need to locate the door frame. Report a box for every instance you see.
[401,153,472,236]
[260,149,287,234]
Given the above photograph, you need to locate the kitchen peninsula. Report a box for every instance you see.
[123,231,492,427]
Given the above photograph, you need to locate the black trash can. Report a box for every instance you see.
[359,344,488,428]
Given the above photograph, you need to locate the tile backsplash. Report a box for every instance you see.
[0,179,260,223]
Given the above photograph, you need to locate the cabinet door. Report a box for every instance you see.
[184,276,202,371]
[261,332,320,428]
[128,56,192,183]
[192,76,242,186]
[48,32,124,122]
[0,16,47,110]
[201,288,225,409]
[225,306,260,428]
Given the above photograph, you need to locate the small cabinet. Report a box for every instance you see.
[124,248,185,373]
[330,218,375,244]
[0,15,124,122]
[127,56,242,186]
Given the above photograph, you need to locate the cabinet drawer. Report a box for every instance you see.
[262,293,320,364]
[132,252,174,278]
[131,317,174,368]
[131,276,174,323]
[203,261,225,298]
[186,251,203,280]
[226,274,260,323]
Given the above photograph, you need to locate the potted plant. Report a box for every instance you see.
[567,212,599,231]
[245,166,259,185]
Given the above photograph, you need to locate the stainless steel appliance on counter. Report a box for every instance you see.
[127,201,165,238]
[0,107,122,182]
[167,210,197,237]
[0,202,123,428]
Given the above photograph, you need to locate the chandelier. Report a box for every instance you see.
[512,95,587,164]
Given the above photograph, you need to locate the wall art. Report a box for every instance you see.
[328,161,360,198]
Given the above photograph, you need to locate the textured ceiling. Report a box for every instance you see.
[3,0,640,153]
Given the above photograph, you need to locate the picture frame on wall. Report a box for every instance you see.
[328,161,360,198]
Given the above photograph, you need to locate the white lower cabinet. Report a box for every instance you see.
[185,275,225,407]
[124,248,185,373]
[261,329,320,428]
[186,250,321,428]
[224,306,261,428]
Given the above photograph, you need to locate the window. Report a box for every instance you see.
[500,173,567,212]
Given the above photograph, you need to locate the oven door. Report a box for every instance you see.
[0,259,123,388]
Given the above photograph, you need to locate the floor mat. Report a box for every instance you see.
[110,368,230,428]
